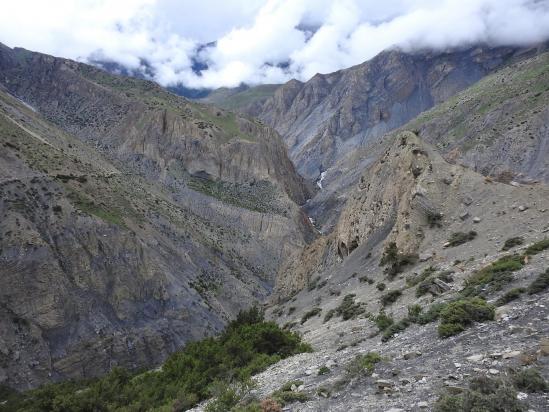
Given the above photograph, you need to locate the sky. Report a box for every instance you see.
[1,0,549,89]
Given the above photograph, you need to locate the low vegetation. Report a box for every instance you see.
[380,289,402,306]
[447,231,477,247]
[380,242,418,278]
[301,307,322,324]
[435,375,527,412]
[271,381,308,406]
[461,254,524,297]
[523,238,549,255]
[527,268,549,294]
[0,307,312,412]
[438,297,495,338]
[502,236,524,251]
[496,287,526,306]
[344,352,382,378]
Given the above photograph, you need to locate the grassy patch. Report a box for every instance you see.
[332,294,367,321]
[271,381,308,406]
[523,238,549,255]
[380,242,418,278]
[374,311,394,331]
[345,352,382,378]
[461,255,524,297]
[512,368,549,393]
[438,297,495,338]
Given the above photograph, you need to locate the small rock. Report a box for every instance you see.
[290,384,297,391]
[376,379,395,389]
[459,211,470,221]
[454,363,462,368]
[467,354,484,362]
[510,181,520,187]
[305,369,313,376]
[417,401,429,409]
[539,338,549,356]
[473,217,481,223]
[489,369,500,375]
[325,359,336,368]
[518,205,528,212]
[419,253,433,262]
[399,378,411,385]
[403,351,422,360]
[516,392,528,400]
[503,350,522,359]
[446,386,467,395]
[385,409,404,412]
[489,353,503,359]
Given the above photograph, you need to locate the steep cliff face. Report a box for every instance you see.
[249,46,544,181]
[0,44,310,205]
[0,46,315,390]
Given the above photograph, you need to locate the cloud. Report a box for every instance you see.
[1,0,548,89]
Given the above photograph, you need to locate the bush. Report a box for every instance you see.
[323,309,336,323]
[318,366,330,375]
[438,298,495,338]
[435,375,526,412]
[376,282,386,291]
[2,307,311,411]
[374,311,394,331]
[334,294,366,320]
[512,368,549,393]
[301,308,322,324]
[496,287,525,306]
[417,303,446,325]
[380,242,418,278]
[527,268,549,294]
[271,381,308,406]
[406,266,437,287]
[345,352,381,378]
[447,231,477,247]
[523,238,549,255]
[407,304,422,322]
[380,290,402,306]
[382,318,411,342]
[502,236,524,251]
[462,255,524,297]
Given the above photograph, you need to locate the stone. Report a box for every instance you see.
[467,354,484,362]
[489,369,500,375]
[376,379,395,389]
[403,351,422,360]
[385,409,404,412]
[325,359,337,368]
[503,350,522,359]
[510,181,521,187]
[518,205,528,212]
[473,217,481,223]
[539,338,549,356]
[489,352,503,359]
[418,401,429,409]
[459,211,470,221]
[516,392,528,400]
[290,384,297,391]
[305,369,314,376]
[419,252,433,262]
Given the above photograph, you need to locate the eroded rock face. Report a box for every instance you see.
[0,45,315,389]
[249,46,542,181]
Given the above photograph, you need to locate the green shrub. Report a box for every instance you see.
[502,236,524,251]
[496,287,526,306]
[376,282,386,291]
[406,266,437,287]
[382,318,411,342]
[524,238,549,255]
[512,368,549,393]
[527,268,549,294]
[416,302,446,324]
[300,308,322,324]
[318,366,330,375]
[447,231,477,247]
[334,294,366,320]
[407,304,423,322]
[359,275,374,284]
[374,311,394,331]
[380,242,418,278]
[462,255,524,297]
[323,309,336,323]
[271,381,308,406]
[345,352,381,378]
[380,290,402,306]
[438,297,495,338]
[435,375,526,412]
[1,307,311,411]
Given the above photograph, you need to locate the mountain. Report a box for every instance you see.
[0,44,314,389]
[197,84,280,112]
[248,45,548,182]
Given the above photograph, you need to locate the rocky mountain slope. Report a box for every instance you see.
[239,131,549,412]
[0,45,315,390]
[248,45,547,182]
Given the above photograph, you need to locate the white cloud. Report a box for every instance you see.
[1,0,548,89]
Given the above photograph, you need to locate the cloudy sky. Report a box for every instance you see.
[1,0,549,89]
